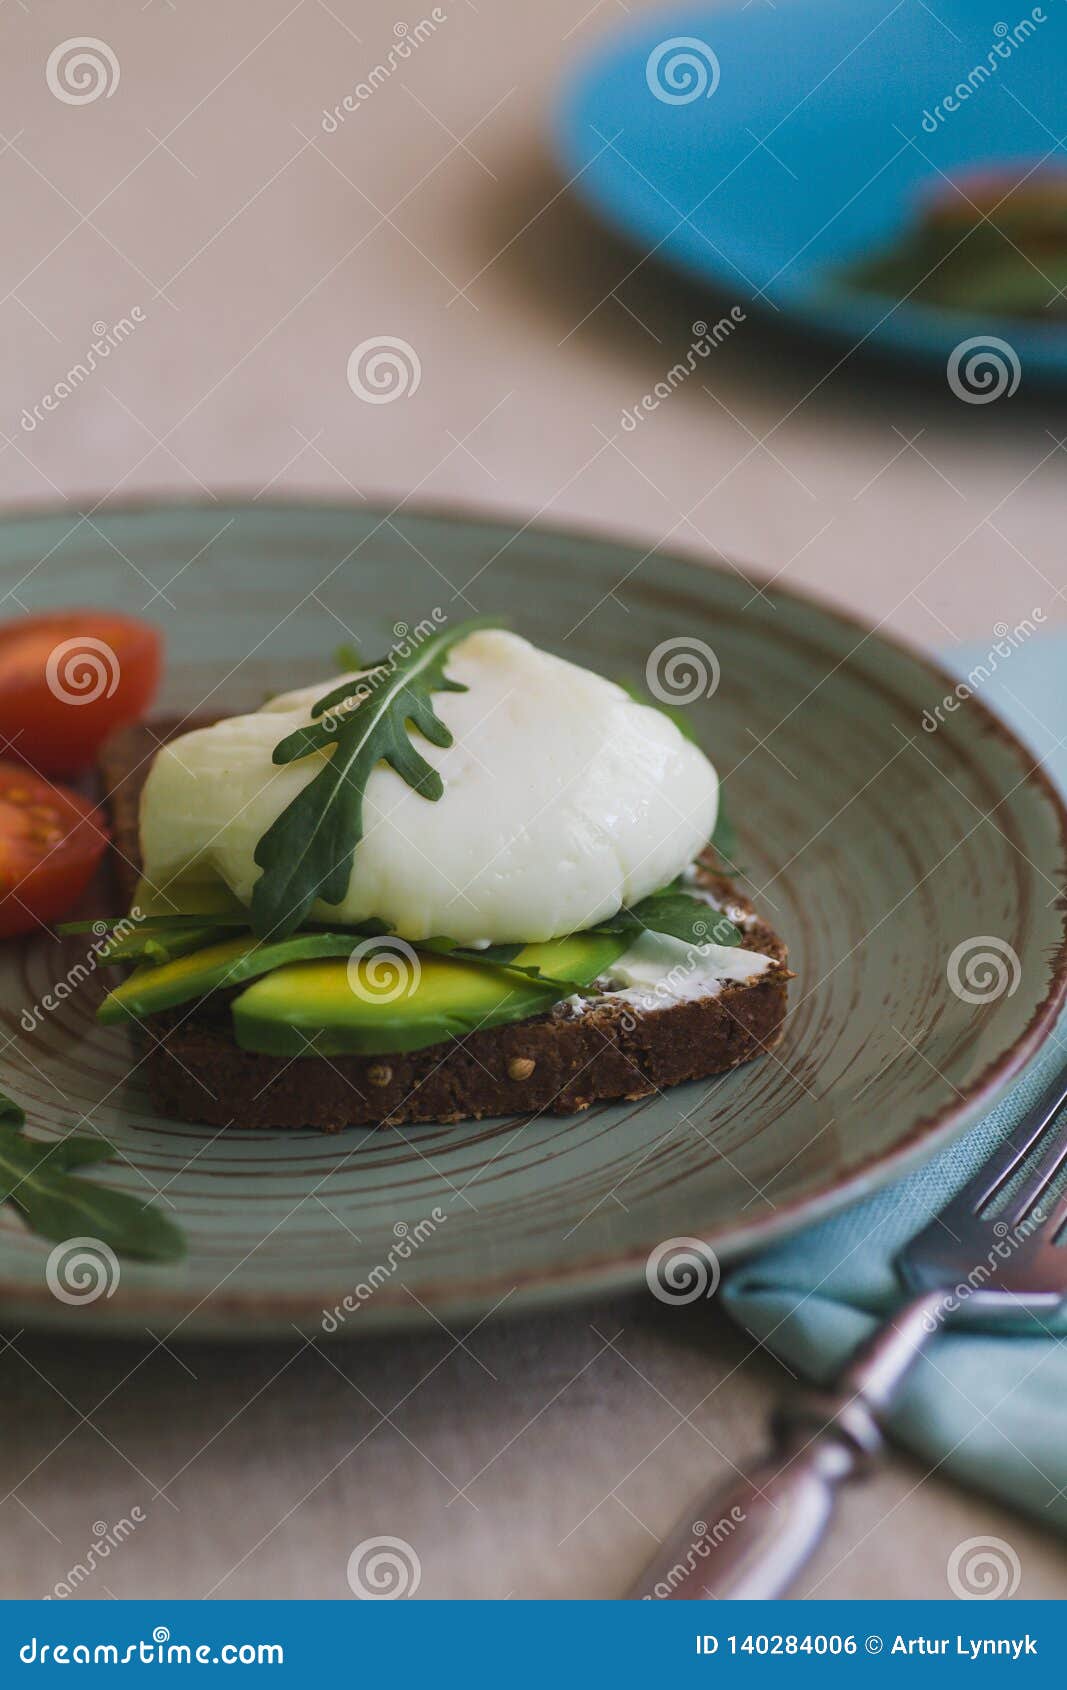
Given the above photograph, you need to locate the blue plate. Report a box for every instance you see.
[556,0,1067,381]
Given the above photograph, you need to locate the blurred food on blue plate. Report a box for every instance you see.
[836,162,1067,319]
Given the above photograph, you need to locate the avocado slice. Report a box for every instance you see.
[230,931,630,1058]
[98,932,358,1025]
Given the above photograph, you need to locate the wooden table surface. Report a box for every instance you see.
[2,0,1065,1600]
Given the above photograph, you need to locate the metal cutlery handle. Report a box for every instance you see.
[628,1289,949,1600]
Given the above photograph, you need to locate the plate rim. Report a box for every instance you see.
[3,491,1067,1338]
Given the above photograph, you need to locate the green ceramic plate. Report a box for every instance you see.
[3,502,1066,1338]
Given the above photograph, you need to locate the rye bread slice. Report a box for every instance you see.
[97,721,791,1132]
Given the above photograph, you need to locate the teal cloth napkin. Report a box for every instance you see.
[722,635,1067,1534]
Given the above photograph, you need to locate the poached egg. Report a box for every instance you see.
[138,629,719,944]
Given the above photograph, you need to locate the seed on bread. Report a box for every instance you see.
[507,1056,536,1081]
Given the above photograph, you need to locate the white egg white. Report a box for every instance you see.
[139,629,720,944]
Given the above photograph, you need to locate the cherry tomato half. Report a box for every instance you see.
[0,610,162,776]
[0,763,109,938]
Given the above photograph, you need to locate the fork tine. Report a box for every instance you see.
[901,1058,1067,1302]
[1046,1187,1067,1241]
[950,1066,1067,1219]
[1004,1131,1067,1227]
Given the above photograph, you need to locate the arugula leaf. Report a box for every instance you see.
[109,922,246,966]
[66,910,394,958]
[0,1092,185,1262]
[61,912,244,939]
[457,954,591,993]
[333,641,362,671]
[708,795,742,870]
[453,945,523,966]
[597,886,742,949]
[251,617,503,940]
[42,1135,118,1174]
[426,889,742,991]
[0,1089,25,1128]
[8,1171,185,1261]
[417,938,591,994]
[60,915,216,934]
[421,938,523,967]
[57,916,248,968]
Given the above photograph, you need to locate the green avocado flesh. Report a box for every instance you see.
[230,932,630,1058]
[97,933,359,1024]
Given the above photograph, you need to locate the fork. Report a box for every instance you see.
[629,1064,1067,1600]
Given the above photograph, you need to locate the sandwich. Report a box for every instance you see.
[89,620,790,1132]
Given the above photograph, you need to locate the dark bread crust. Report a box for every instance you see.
[99,722,791,1132]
